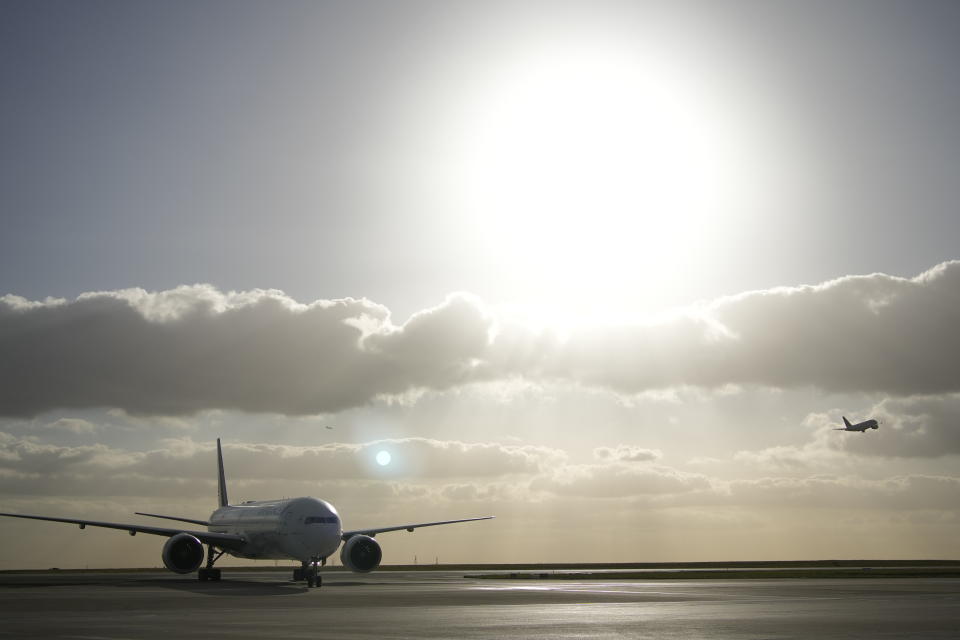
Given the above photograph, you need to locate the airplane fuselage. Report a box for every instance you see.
[839,417,879,432]
[208,497,342,562]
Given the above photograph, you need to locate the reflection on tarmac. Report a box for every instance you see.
[0,570,958,639]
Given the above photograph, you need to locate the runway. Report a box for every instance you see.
[1,570,958,639]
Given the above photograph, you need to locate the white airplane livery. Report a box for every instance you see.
[0,439,493,587]
[835,416,880,432]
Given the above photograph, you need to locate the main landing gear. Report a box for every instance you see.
[292,557,324,588]
[198,545,224,582]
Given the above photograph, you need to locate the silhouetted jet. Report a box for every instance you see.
[835,416,879,432]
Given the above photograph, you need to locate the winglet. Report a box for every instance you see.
[217,438,229,507]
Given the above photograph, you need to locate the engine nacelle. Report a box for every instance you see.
[162,533,205,574]
[340,534,382,573]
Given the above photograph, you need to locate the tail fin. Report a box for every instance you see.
[217,438,229,507]
[842,416,852,429]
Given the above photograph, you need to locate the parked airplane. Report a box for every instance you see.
[835,416,880,432]
[0,439,493,587]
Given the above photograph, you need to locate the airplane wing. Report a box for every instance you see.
[0,512,245,550]
[342,515,493,540]
[135,512,211,527]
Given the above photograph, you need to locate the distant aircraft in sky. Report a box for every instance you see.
[835,416,880,432]
[0,439,492,588]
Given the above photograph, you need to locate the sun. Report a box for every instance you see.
[446,43,750,319]
[375,450,392,466]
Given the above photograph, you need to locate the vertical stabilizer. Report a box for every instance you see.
[842,416,852,429]
[217,438,229,507]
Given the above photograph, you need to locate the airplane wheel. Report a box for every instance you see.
[198,567,221,582]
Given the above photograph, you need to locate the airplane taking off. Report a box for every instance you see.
[835,416,880,432]
[0,439,493,588]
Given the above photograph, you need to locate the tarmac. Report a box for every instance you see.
[1,569,958,639]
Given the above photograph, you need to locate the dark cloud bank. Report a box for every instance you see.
[1,261,959,417]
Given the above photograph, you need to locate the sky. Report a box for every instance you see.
[1,0,959,568]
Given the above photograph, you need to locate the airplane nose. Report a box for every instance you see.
[305,521,341,556]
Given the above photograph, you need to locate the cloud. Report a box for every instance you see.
[831,395,960,458]
[531,463,711,499]
[736,395,960,465]
[0,286,491,416]
[0,436,126,474]
[593,444,662,462]
[723,474,960,511]
[0,435,562,500]
[41,418,98,435]
[492,260,960,396]
[731,412,846,471]
[2,262,959,416]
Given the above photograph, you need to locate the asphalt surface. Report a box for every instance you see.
[1,569,957,639]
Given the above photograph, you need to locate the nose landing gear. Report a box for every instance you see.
[292,557,324,588]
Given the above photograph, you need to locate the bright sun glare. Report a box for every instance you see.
[449,43,753,320]
[376,450,392,466]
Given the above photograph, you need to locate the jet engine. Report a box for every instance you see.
[340,534,382,573]
[162,533,205,574]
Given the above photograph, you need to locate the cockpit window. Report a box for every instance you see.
[305,516,338,524]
